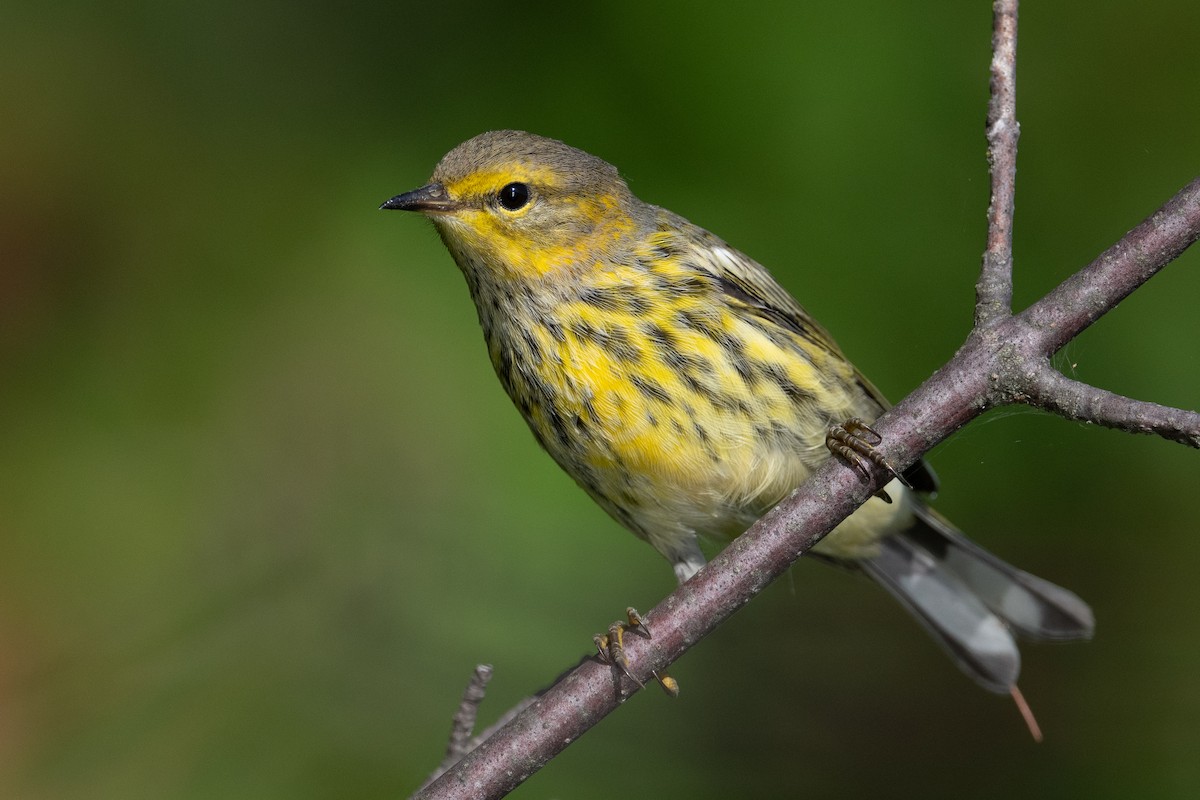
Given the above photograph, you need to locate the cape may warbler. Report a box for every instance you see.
[382,130,1093,693]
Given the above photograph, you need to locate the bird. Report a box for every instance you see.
[381,129,1093,703]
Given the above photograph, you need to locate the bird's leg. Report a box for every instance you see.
[593,607,679,697]
[826,417,913,491]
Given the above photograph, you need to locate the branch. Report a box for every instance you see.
[1024,366,1200,448]
[998,174,1200,444]
[418,665,541,794]
[429,665,492,785]
[411,3,1200,797]
[977,0,1020,326]
[413,177,1200,800]
[1021,175,1200,353]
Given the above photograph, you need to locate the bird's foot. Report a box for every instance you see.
[593,607,679,697]
[826,417,912,491]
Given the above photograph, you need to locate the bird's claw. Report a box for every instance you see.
[826,417,913,489]
[594,607,679,696]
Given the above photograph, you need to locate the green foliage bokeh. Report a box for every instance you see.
[2,3,1198,798]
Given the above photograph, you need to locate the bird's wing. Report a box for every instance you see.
[680,219,940,495]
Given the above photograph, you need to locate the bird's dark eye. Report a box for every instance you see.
[497,182,531,211]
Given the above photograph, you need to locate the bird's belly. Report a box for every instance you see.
[576,384,913,562]
[500,312,903,561]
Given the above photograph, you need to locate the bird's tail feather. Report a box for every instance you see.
[860,505,1094,694]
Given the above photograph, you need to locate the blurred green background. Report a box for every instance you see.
[2,2,1198,798]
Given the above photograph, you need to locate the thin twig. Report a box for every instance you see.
[420,664,494,790]
[446,665,492,761]
[1024,366,1200,448]
[976,0,1020,327]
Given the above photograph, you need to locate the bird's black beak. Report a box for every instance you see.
[380,183,459,213]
